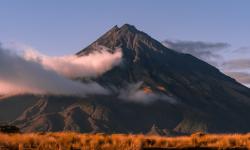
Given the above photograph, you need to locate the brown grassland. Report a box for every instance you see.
[1,132,250,150]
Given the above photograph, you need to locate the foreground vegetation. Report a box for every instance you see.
[0,132,250,149]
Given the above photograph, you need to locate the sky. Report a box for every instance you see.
[0,0,249,55]
[0,0,250,86]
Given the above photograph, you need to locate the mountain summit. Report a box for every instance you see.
[1,24,250,134]
[77,24,170,61]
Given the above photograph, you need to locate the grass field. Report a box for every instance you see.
[0,132,250,150]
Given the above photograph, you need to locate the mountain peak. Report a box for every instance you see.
[77,24,169,57]
[121,23,136,28]
[120,24,138,32]
[107,24,139,34]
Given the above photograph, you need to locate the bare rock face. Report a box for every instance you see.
[1,24,250,134]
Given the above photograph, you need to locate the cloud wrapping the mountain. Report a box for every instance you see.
[23,46,122,78]
[0,44,111,96]
[118,82,176,104]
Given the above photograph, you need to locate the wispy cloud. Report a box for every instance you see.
[162,40,229,66]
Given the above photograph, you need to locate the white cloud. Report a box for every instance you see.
[23,45,122,78]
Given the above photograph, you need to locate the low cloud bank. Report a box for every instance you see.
[118,82,176,104]
[0,44,120,96]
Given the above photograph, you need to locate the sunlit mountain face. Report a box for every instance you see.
[1,24,250,135]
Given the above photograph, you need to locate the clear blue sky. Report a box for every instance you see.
[0,0,249,55]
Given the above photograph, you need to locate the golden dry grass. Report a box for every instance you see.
[0,132,250,150]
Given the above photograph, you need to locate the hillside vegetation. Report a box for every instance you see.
[0,132,250,149]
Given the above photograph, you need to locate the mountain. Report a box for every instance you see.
[1,24,250,134]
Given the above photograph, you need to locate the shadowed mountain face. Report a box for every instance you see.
[1,24,250,134]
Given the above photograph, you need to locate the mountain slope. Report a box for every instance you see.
[1,24,250,134]
[76,24,250,133]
